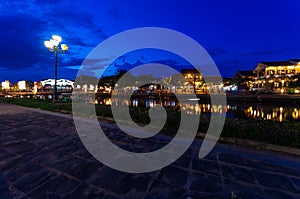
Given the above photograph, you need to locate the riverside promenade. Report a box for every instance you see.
[1,103,300,199]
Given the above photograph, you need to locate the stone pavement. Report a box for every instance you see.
[1,103,300,199]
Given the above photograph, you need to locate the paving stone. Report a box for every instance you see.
[245,159,283,173]
[72,148,94,160]
[111,174,150,196]
[103,195,120,199]
[0,155,22,171]
[26,175,81,198]
[13,169,58,193]
[253,170,295,192]
[189,191,228,199]
[222,164,256,184]
[62,183,105,199]
[50,157,85,172]
[0,188,12,199]
[89,166,126,189]
[158,166,188,187]
[4,141,41,155]
[202,151,218,162]
[190,173,223,194]
[0,174,10,199]
[218,153,245,166]
[171,154,191,169]
[191,159,220,176]
[281,167,300,179]
[287,177,300,193]
[263,189,299,199]
[67,160,103,180]
[224,179,263,199]
[0,150,15,162]
[4,160,44,183]
[146,180,185,199]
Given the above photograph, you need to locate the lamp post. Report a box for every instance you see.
[44,35,69,102]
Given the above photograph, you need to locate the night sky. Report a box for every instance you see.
[1,0,300,83]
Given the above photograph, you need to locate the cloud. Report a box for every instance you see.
[0,0,108,81]
[207,48,229,56]
[0,13,49,69]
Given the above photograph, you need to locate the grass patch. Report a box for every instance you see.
[221,118,300,148]
[0,97,72,114]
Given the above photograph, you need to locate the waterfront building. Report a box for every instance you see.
[1,80,12,91]
[182,69,204,90]
[40,79,74,92]
[253,59,300,93]
[233,70,253,91]
[17,80,34,91]
[181,69,205,93]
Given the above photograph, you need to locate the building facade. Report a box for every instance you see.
[253,60,300,92]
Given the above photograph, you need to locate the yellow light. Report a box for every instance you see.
[52,35,62,42]
[61,44,69,51]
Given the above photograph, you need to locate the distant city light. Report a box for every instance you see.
[17,80,26,90]
[1,80,10,90]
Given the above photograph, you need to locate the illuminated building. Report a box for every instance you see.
[253,59,300,92]
[181,69,205,93]
[39,79,74,94]
[1,80,11,90]
[16,80,34,91]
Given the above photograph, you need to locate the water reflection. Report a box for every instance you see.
[95,98,300,122]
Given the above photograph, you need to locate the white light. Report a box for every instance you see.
[18,81,26,90]
[44,40,53,48]
[52,35,62,43]
[1,80,10,90]
[50,39,59,47]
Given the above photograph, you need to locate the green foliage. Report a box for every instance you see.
[0,98,72,114]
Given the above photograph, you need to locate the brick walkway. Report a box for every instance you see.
[1,103,300,199]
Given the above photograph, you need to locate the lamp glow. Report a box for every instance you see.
[61,44,69,51]
[50,39,59,47]
[52,35,62,42]
[44,40,52,48]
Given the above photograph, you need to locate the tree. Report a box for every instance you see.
[287,75,300,93]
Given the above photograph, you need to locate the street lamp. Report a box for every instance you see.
[44,35,69,102]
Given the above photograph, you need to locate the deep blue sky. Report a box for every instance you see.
[1,0,300,82]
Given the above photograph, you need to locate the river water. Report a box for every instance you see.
[95,97,300,122]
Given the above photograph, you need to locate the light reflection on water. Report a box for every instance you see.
[95,98,300,122]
